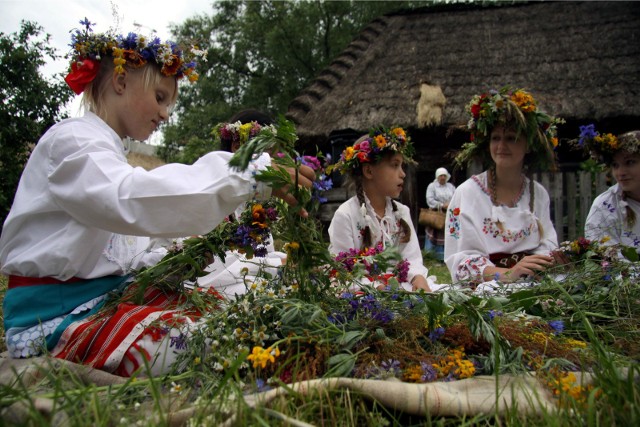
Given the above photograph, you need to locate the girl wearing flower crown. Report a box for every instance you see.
[445,87,563,286]
[0,20,314,376]
[581,127,640,256]
[328,128,433,292]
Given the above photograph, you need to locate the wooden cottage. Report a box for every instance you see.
[286,1,640,242]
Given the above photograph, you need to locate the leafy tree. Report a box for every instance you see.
[162,0,414,163]
[0,21,73,225]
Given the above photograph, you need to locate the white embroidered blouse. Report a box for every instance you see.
[328,195,429,285]
[444,171,558,283]
[584,184,640,255]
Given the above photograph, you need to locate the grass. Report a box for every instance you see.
[0,151,637,425]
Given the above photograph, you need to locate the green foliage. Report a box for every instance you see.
[161,0,414,163]
[0,21,73,225]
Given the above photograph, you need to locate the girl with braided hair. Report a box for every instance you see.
[328,128,433,292]
[580,128,640,257]
[445,87,563,286]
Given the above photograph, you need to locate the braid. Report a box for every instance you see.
[622,192,637,229]
[489,167,498,206]
[355,178,373,249]
[488,168,504,232]
[390,200,411,243]
[527,174,545,238]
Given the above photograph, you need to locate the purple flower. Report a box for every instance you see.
[381,359,402,376]
[428,327,445,342]
[548,320,564,335]
[486,310,503,321]
[255,378,272,392]
[420,361,438,382]
[578,124,597,146]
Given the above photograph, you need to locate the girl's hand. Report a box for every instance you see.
[508,254,554,279]
[411,275,432,292]
[271,164,316,217]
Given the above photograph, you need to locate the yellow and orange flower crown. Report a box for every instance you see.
[455,86,564,171]
[329,127,415,175]
[576,125,640,164]
[65,18,204,94]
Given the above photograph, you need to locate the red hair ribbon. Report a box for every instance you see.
[64,58,100,95]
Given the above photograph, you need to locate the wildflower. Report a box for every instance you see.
[255,378,272,392]
[428,327,445,342]
[381,359,402,377]
[548,320,565,335]
[170,382,182,393]
[247,346,281,369]
[486,310,503,320]
[420,361,438,382]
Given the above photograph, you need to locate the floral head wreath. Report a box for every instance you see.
[455,86,564,172]
[576,125,640,164]
[65,18,204,95]
[329,127,415,175]
[213,121,276,148]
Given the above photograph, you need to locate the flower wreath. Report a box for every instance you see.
[576,125,640,164]
[213,121,275,148]
[65,18,204,94]
[455,86,564,172]
[329,127,415,175]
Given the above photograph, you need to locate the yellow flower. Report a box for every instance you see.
[239,123,253,145]
[551,137,558,148]
[374,135,387,149]
[285,241,300,252]
[391,127,406,139]
[563,338,587,349]
[511,90,536,112]
[247,346,281,369]
[344,146,355,161]
[600,236,611,244]
[402,365,423,382]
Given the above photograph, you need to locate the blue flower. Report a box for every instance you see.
[578,124,597,146]
[420,361,437,382]
[486,310,503,321]
[381,359,402,376]
[428,327,445,342]
[255,378,272,392]
[548,320,564,335]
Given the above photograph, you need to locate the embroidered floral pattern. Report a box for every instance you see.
[456,255,491,282]
[447,207,461,239]
[482,218,535,243]
[602,200,616,213]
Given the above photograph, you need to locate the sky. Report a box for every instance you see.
[0,0,215,122]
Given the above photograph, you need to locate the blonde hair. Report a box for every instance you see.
[81,61,178,121]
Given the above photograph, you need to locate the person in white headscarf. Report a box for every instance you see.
[424,167,456,260]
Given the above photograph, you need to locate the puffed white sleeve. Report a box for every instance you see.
[585,190,620,242]
[48,132,271,238]
[444,183,493,283]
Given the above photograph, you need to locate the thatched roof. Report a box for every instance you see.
[287,1,640,145]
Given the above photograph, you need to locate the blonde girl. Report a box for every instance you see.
[0,20,313,376]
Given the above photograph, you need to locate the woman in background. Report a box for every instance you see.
[424,167,456,260]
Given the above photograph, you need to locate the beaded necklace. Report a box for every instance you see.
[488,167,534,211]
